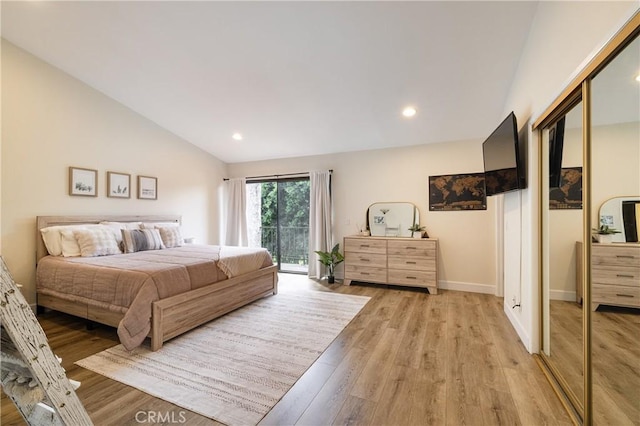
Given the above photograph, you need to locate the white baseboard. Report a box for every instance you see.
[549,289,577,302]
[504,303,532,353]
[438,280,496,295]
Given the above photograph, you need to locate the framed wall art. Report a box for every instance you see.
[549,167,582,210]
[107,171,131,198]
[429,172,487,211]
[137,175,157,200]
[69,167,97,197]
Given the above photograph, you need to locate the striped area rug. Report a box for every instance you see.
[76,290,370,426]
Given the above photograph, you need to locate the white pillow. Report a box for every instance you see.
[74,228,122,257]
[60,229,84,257]
[98,221,141,244]
[40,224,102,257]
[158,226,183,248]
[40,226,66,256]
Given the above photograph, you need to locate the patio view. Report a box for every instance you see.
[246,179,310,273]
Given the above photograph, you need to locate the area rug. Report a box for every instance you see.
[76,290,370,426]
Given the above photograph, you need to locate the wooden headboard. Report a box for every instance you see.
[36,215,182,262]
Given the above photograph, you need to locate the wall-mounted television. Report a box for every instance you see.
[548,116,566,188]
[482,111,527,196]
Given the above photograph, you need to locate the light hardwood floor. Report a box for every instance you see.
[2,274,571,425]
[548,300,640,425]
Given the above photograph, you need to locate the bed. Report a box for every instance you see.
[35,215,278,351]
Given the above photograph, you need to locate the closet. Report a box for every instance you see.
[534,11,639,425]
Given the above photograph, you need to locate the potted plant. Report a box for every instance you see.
[592,225,621,243]
[408,224,425,238]
[314,243,345,283]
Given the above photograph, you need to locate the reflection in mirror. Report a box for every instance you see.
[590,33,639,426]
[367,202,419,237]
[542,100,584,409]
[597,196,640,243]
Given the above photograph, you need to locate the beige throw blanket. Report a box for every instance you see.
[217,246,272,278]
[37,245,273,350]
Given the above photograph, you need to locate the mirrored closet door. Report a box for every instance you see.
[535,11,639,426]
[541,100,585,411]
[590,33,639,426]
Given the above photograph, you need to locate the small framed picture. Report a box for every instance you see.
[107,171,131,198]
[69,167,97,197]
[137,175,157,200]
[373,215,386,225]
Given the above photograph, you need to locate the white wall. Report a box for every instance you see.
[1,40,227,304]
[502,1,639,352]
[228,140,498,293]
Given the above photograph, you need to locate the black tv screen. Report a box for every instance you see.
[548,116,566,188]
[482,112,526,196]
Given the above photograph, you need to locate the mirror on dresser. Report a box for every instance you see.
[590,30,639,425]
[366,202,420,237]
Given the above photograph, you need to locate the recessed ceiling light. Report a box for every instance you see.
[232,133,243,141]
[402,106,417,118]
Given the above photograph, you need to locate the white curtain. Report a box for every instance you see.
[222,178,248,246]
[308,171,332,278]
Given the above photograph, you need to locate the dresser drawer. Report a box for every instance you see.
[387,239,436,257]
[345,265,387,283]
[592,284,640,307]
[344,238,387,254]
[592,245,640,268]
[345,251,386,268]
[388,255,435,271]
[388,269,436,287]
[592,265,640,287]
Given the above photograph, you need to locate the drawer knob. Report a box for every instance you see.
[360,245,370,248]
[406,276,417,280]
[361,272,370,276]
[616,255,635,259]
[361,258,370,262]
[406,261,416,265]
[616,294,634,298]
[617,274,635,278]
[407,247,417,250]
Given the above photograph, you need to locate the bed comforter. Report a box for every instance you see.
[36,245,273,350]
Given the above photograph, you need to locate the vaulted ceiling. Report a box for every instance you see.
[1,1,540,163]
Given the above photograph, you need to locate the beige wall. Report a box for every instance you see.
[228,139,497,292]
[1,40,226,304]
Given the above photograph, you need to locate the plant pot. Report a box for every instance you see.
[413,232,422,239]
[328,276,335,284]
[595,234,613,244]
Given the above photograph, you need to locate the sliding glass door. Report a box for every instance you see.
[246,178,310,273]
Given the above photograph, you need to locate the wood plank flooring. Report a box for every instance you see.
[1,274,571,425]
[548,300,640,425]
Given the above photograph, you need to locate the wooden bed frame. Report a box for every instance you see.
[36,215,278,351]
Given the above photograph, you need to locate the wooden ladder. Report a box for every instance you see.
[1,257,92,425]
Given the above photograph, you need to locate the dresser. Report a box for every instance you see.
[591,243,640,311]
[343,235,438,294]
